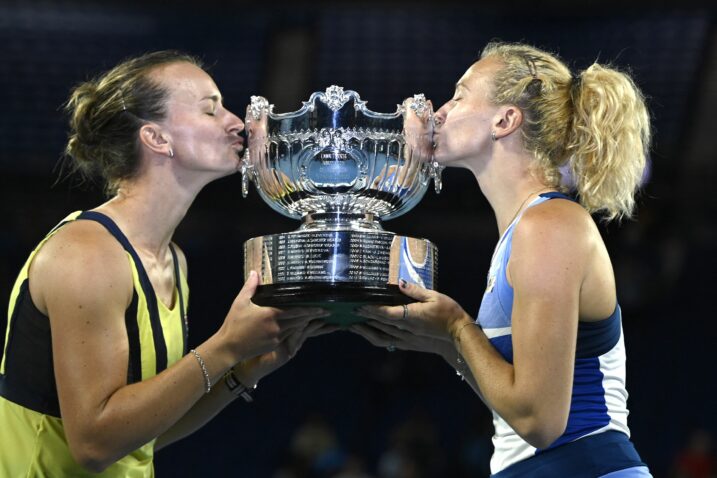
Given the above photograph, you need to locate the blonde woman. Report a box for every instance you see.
[353,42,652,477]
[0,51,329,476]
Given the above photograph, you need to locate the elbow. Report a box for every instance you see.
[512,413,568,450]
[68,439,116,473]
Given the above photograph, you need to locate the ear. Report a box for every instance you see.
[138,123,172,157]
[492,105,523,140]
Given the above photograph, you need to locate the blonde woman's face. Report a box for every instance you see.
[155,62,245,178]
[433,58,502,168]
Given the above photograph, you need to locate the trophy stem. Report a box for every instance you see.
[300,212,383,231]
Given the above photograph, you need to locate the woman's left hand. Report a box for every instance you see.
[355,279,474,343]
[232,320,338,387]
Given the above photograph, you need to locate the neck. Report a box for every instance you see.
[468,145,553,236]
[94,164,205,258]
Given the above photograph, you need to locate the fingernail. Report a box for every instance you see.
[399,278,408,288]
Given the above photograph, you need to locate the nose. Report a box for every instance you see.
[225,109,244,136]
[434,102,451,127]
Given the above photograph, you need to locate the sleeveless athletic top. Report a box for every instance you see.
[0,211,189,477]
[476,192,646,477]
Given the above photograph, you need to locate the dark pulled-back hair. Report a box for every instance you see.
[63,50,203,194]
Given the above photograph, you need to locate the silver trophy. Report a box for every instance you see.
[241,86,443,324]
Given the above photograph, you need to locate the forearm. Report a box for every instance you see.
[438,343,488,406]
[451,323,545,440]
[154,354,269,451]
[66,333,235,471]
[154,373,238,451]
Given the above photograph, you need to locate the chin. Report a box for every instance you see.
[432,149,451,165]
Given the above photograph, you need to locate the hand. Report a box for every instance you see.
[349,320,452,356]
[218,271,329,362]
[355,279,473,343]
[232,320,339,387]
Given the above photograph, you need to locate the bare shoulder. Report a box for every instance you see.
[29,220,134,315]
[509,198,598,288]
[514,198,596,252]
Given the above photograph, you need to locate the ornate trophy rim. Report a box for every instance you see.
[248,85,431,123]
[242,86,442,223]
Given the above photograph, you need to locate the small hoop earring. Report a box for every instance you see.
[168,149,174,158]
[491,131,497,141]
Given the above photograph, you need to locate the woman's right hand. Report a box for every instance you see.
[218,271,329,362]
[349,319,454,358]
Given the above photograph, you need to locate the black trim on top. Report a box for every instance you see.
[0,280,62,417]
[125,290,142,384]
[169,244,188,355]
[77,211,168,374]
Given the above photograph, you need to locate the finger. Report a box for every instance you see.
[278,325,302,342]
[308,323,341,337]
[236,270,260,302]
[285,320,326,356]
[398,278,433,302]
[277,316,337,341]
[276,307,331,320]
[355,304,404,323]
[349,323,393,348]
[366,319,406,338]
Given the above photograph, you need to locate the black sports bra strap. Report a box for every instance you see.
[76,211,168,373]
[168,243,188,354]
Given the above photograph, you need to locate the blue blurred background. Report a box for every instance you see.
[1,2,715,477]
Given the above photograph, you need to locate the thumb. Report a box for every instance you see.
[237,270,260,302]
[398,278,432,302]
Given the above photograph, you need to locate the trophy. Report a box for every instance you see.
[241,86,443,324]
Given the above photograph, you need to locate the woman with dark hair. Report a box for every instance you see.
[0,51,329,476]
[353,42,652,477]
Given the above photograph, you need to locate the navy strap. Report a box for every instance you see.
[77,211,168,374]
[169,243,188,354]
[539,191,576,202]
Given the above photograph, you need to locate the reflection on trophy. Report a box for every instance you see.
[241,86,443,324]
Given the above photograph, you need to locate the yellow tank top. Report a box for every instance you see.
[0,211,189,477]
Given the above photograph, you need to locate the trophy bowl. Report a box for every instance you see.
[241,86,443,324]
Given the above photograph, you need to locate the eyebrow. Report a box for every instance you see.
[455,82,470,91]
[200,94,222,103]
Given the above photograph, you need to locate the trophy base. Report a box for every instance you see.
[251,282,411,326]
[244,229,438,326]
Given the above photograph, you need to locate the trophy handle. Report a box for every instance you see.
[429,159,445,194]
[241,149,255,198]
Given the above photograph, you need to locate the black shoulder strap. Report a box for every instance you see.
[77,211,168,374]
[168,243,188,354]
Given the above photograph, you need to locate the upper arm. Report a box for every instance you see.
[30,223,134,438]
[507,201,592,419]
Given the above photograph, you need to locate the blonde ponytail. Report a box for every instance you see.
[568,64,651,220]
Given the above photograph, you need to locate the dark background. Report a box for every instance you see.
[1,1,715,477]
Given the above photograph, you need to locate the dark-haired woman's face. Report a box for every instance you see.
[155,62,245,180]
[433,58,502,169]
